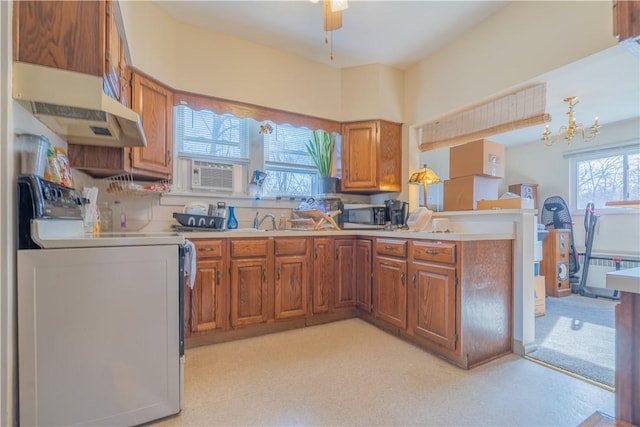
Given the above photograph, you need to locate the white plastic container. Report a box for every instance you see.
[19,134,50,177]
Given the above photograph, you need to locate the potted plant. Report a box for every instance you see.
[306,130,338,195]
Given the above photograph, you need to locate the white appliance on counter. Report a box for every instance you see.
[17,175,185,426]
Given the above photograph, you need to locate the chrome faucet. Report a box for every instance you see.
[253,212,277,230]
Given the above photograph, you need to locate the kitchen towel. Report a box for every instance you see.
[184,239,197,289]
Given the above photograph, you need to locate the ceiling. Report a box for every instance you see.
[154,1,640,147]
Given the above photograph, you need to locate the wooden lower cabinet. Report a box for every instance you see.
[404,239,512,369]
[183,234,512,370]
[229,239,272,328]
[274,238,310,320]
[409,261,456,350]
[373,239,408,329]
[355,239,373,312]
[186,239,227,337]
[374,255,407,329]
[334,239,357,308]
[312,237,334,314]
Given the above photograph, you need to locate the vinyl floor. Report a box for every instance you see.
[152,318,613,426]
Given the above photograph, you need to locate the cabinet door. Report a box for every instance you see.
[341,121,378,191]
[275,255,308,319]
[191,259,225,333]
[14,0,104,76]
[104,0,121,102]
[131,73,173,178]
[355,239,372,312]
[409,262,457,350]
[374,256,407,329]
[312,238,334,314]
[230,258,269,327]
[613,0,640,41]
[334,239,356,308]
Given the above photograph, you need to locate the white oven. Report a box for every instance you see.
[17,175,185,426]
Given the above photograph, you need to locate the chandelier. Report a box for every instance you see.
[310,0,348,60]
[408,165,441,209]
[541,96,600,146]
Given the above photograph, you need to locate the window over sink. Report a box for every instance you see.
[173,105,340,198]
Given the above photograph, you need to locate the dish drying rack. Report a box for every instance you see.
[104,173,170,196]
[290,209,341,231]
[102,174,170,231]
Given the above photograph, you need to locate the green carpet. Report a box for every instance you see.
[530,293,617,387]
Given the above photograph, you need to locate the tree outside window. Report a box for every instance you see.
[576,148,640,209]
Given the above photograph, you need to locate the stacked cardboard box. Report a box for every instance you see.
[443,139,504,211]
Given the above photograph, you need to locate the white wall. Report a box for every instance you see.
[0,2,13,423]
[507,116,640,257]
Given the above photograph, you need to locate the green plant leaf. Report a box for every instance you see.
[306,130,335,177]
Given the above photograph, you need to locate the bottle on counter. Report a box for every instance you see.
[99,202,113,232]
[227,205,238,230]
[279,213,287,230]
[114,200,126,229]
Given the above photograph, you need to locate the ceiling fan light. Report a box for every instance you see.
[330,0,348,12]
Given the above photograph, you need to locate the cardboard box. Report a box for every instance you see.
[534,275,546,316]
[443,175,500,211]
[476,197,535,210]
[450,139,505,179]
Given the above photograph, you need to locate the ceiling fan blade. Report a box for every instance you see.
[323,0,342,31]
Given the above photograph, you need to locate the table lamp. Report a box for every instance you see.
[409,164,441,209]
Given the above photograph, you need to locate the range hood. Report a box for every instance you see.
[12,62,147,148]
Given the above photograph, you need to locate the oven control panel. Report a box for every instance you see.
[18,175,85,220]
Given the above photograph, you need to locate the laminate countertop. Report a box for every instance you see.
[178,228,514,241]
[606,267,640,294]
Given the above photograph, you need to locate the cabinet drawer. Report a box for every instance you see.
[193,239,224,259]
[275,238,308,256]
[412,241,456,264]
[230,239,270,258]
[376,239,408,258]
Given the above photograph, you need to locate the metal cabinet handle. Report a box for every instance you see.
[216,271,221,286]
[167,149,172,166]
[425,249,439,255]
[412,273,416,289]
[263,268,267,282]
[199,247,214,252]
[401,271,405,286]
[384,245,396,250]
[277,267,281,281]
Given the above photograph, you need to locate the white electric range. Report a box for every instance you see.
[17,175,185,426]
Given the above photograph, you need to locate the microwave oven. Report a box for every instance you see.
[343,205,386,228]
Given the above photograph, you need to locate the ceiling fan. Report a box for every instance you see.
[310,0,349,59]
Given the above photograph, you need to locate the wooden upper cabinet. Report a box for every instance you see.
[341,120,402,194]
[14,0,130,105]
[104,0,130,107]
[130,73,174,178]
[68,73,173,180]
[613,0,640,41]
[14,0,105,75]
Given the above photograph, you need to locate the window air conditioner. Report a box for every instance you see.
[191,160,234,192]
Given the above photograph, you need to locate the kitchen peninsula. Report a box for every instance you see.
[181,224,515,370]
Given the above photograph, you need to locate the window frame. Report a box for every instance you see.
[569,141,640,212]
[171,91,341,198]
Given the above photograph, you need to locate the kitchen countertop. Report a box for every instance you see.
[606,267,640,294]
[178,228,515,241]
